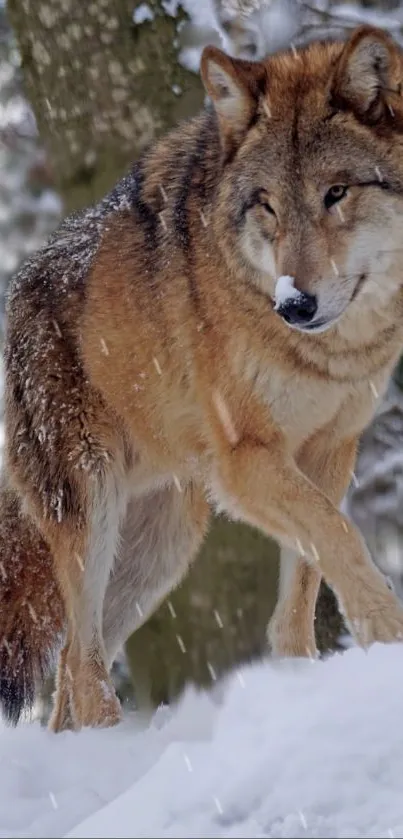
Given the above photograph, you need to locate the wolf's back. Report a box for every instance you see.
[0,483,64,724]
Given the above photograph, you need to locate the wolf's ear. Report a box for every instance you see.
[201,46,266,155]
[332,25,402,119]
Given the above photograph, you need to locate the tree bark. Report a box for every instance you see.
[7,0,204,211]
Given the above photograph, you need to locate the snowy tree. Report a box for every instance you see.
[6,0,205,211]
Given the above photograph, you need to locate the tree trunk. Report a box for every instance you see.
[7,0,204,212]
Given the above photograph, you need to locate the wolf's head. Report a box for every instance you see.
[201,26,403,335]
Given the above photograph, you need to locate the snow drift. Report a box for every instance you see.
[1,644,403,838]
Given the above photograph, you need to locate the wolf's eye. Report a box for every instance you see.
[261,199,276,216]
[325,184,348,210]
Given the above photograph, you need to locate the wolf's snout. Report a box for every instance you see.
[276,292,318,326]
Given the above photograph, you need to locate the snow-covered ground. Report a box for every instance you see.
[1,644,403,839]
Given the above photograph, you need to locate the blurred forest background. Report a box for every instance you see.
[2,0,403,718]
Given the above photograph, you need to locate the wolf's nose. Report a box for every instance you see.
[276,292,318,326]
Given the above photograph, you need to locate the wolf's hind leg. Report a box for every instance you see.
[45,467,128,732]
[48,631,74,732]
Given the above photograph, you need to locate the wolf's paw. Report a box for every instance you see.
[79,679,122,730]
[343,585,403,648]
[71,663,122,730]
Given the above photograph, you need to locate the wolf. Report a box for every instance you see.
[2,24,403,731]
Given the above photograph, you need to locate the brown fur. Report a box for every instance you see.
[0,480,64,723]
[3,26,403,730]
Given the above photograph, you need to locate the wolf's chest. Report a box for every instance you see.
[233,346,388,451]
[257,369,386,452]
[260,370,343,449]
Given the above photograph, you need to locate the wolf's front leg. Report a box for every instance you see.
[268,435,357,659]
[211,421,403,650]
[268,547,321,659]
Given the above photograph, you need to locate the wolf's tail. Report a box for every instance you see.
[0,483,65,724]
